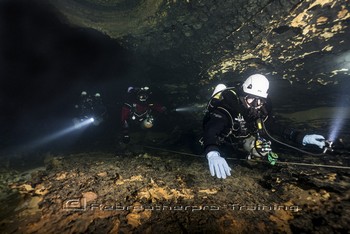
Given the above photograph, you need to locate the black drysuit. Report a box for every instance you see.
[202,88,306,155]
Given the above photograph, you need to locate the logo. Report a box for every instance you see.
[63,198,87,211]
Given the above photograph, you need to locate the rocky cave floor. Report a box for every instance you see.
[0,138,349,234]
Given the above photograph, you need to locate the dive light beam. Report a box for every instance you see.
[24,118,94,150]
[175,107,195,112]
[175,103,207,112]
[328,107,347,142]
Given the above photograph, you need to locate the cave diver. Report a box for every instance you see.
[121,86,167,143]
[91,92,107,125]
[74,91,107,126]
[202,74,327,179]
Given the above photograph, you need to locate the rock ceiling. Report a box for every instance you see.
[49,0,350,89]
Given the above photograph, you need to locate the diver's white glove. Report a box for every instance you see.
[206,151,231,179]
[302,134,326,149]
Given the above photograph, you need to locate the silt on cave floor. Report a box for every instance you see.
[0,141,349,234]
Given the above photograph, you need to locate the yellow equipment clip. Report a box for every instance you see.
[256,118,263,130]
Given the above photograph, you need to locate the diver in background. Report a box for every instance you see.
[75,91,94,121]
[74,91,107,126]
[92,93,107,125]
[203,74,326,179]
[121,86,166,143]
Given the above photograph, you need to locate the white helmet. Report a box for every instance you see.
[95,93,101,97]
[127,87,134,93]
[81,91,87,96]
[242,74,269,98]
[211,84,227,97]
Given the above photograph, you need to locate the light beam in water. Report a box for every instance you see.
[175,107,196,112]
[175,104,206,112]
[19,118,94,151]
[328,107,348,141]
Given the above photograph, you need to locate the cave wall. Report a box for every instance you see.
[0,0,349,150]
[49,0,350,88]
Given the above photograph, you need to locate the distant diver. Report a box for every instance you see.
[73,91,107,127]
[121,86,167,144]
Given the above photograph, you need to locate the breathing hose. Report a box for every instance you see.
[260,119,326,156]
[142,145,350,170]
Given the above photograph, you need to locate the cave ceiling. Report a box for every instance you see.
[48,0,350,92]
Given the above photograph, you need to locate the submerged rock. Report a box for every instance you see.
[0,149,349,233]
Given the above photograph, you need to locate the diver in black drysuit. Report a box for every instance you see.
[202,74,326,179]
